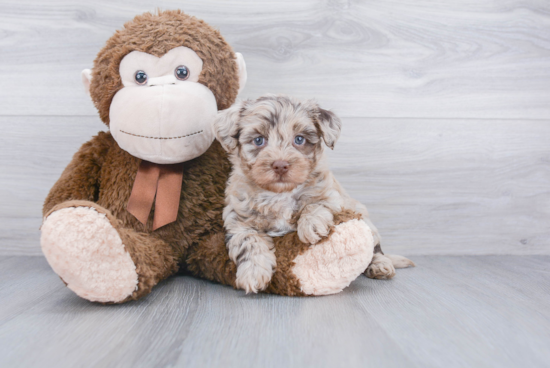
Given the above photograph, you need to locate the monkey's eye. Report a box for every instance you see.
[294,135,305,145]
[175,65,190,80]
[253,137,265,147]
[134,70,148,85]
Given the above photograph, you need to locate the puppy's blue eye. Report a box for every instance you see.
[175,65,190,80]
[253,137,265,147]
[294,135,305,145]
[134,70,147,85]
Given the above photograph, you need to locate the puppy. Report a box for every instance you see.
[214,95,414,293]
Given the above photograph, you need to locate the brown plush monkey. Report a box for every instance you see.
[40,10,375,303]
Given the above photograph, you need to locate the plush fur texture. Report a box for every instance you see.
[90,10,240,125]
[185,209,373,297]
[41,206,138,303]
[293,219,374,295]
[41,11,381,303]
[43,133,233,301]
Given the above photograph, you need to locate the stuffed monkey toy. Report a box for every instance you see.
[40,10,376,303]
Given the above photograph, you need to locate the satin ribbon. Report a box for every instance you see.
[127,161,184,230]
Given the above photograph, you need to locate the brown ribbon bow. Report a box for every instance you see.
[127,161,185,230]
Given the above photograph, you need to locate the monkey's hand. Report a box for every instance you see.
[297,204,334,245]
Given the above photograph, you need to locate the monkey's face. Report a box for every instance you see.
[108,46,216,164]
[84,11,246,164]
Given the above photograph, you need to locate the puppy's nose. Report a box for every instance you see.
[272,160,290,175]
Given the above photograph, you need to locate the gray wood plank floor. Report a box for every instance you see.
[0,255,548,368]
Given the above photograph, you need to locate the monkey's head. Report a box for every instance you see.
[82,10,246,164]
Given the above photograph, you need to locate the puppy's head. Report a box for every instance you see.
[214,95,341,193]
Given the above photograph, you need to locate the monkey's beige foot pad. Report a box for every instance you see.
[41,207,138,303]
[292,219,374,296]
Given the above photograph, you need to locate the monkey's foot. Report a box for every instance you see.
[41,206,138,303]
[291,219,374,295]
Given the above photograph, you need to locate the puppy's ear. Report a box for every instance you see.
[213,101,245,152]
[314,105,342,150]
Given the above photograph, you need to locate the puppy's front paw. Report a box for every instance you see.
[235,255,276,294]
[297,206,334,244]
[228,233,277,294]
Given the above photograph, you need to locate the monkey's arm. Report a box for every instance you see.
[43,131,112,215]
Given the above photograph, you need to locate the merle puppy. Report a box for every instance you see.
[214,95,414,293]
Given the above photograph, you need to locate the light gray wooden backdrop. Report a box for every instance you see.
[1,0,549,256]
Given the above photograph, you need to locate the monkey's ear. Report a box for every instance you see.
[316,107,342,150]
[81,69,92,96]
[213,101,245,152]
[235,53,247,95]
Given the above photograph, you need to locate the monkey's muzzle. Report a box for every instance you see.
[109,81,217,164]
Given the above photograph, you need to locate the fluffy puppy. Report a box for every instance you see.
[214,95,414,293]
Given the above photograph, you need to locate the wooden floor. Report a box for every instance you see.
[1,255,549,368]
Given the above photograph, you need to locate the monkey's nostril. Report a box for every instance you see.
[272,160,290,175]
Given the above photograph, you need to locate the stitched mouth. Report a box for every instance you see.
[120,130,203,140]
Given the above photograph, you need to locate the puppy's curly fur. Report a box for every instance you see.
[214,95,414,293]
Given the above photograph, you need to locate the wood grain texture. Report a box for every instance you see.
[0,0,549,118]
[328,117,550,255]
[0,255,549,368]
[2,116,548,256]
[0,116,104,255]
